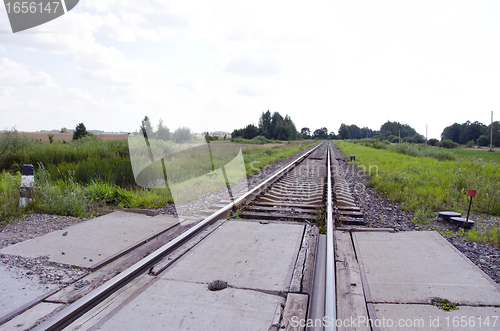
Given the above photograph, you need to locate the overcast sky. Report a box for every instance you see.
[1,0,499,139]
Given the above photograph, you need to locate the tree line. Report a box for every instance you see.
[441,120,500,147]
[140,116,193,143]
[300,121,420,142]
[231,110,300,141]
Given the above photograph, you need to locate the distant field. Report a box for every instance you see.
[0,132,129,142]
[451,148,500,163]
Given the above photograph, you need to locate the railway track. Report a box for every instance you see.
[9,141,362,330]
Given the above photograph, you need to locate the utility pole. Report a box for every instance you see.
[426,125,428,148]
[491,111,494,152]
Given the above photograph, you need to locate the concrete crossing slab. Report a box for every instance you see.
[0,212,179,268]
[354,231,500,306]
[374,304,500,331]
[95,279,284,331]
[90,220,305,330]
[0,265,58,317]
[161,220,305,294]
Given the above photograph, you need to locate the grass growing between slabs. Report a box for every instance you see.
[333,141,500,247]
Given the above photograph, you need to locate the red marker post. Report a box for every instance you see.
[466,190,476,223]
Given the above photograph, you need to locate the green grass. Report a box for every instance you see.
[450,148,500,163]
[334,141,500,246]
[0,171,22,223]
[241,141,316,176]
[334,141,500,216]
[0,139,318,223]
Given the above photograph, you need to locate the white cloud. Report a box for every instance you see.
[0,58,58,89]
[0,86,15,98]
[175,72,205,91]
[235,84,271,97]
[225,56,281,77]
[83,0,188,40]
[58,87,93,100]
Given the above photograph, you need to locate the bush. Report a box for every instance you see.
[466,140,475,148]
[372,140,387,149]
[251,135,270,144]
[403,136,416,144]
[438,139,458,149]
[428,138,439,146]
[387,135,398,142]
[477,135,490,147]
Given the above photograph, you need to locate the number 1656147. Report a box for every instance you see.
[5,2,61,14]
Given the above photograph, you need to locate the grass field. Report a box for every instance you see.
[334,141,500,246]
[0,131,316,223]
[450,148,500,163]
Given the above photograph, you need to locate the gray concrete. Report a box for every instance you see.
[162,220,305,293]
[0,302,62,331]
[354,231,500,306]
[0,265,58,317]
[93,220,304,330]
[374,304,500,331]
[0,212,178,268]
[96,280,284,331]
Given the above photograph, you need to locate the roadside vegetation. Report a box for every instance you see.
[0,128,317,223]
[333,141,500,246]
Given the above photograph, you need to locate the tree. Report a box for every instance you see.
[380,121,418,138]
[172,127,193,143]
[360,127,379,138]
[301,127,311,139]
[271,112,284,139]
[338,124,351,140]
[156,119,171,140]
[347,124,362,139]
[235,111,299,141]
[60,127,68,133]
[242,124,259,139]
[490,121,500,147]
[441,123,463,143]
[140,115,154,138]
[313,127,329,140]
[258,110,273,139]
[72,123,88,140]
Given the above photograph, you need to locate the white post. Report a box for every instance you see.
[426,125,428,148]
[19,164,34,207]
[491,111,494,152]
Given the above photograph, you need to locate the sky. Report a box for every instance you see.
[1,0,500,139]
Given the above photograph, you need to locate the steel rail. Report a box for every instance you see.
[325,144,337,330]
[34,141,325,331]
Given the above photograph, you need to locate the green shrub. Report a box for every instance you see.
[372,140,387,150]
[428,138,439,146]
[438,139,458,149]
[466,140,475,148]
[477,135,489,147]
